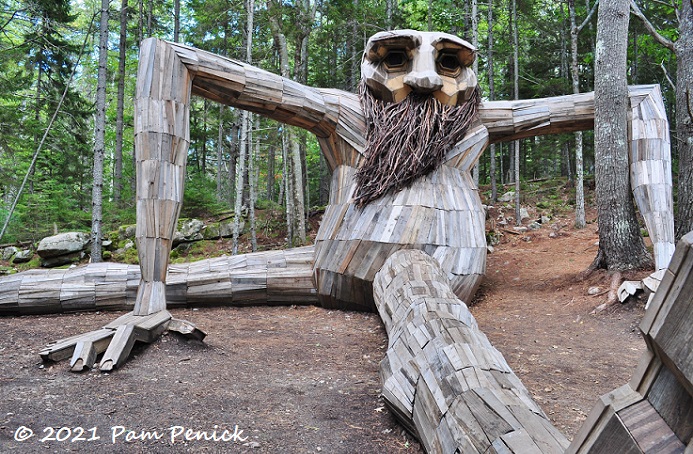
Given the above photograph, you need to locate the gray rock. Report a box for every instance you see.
[37,232,90,259]
[528,221,542,230]
[174,219,205,245]
[2,246,18,261]
[498,191,515,203]
[520,207,530,220]
[12,249,33,263]
[41,251,84,268]
[203,223,221,240]
[118,225,136,240]
[219,221,236,238]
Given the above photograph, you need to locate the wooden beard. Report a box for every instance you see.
[354,79,481,207]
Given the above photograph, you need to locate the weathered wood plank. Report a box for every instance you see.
[374,249,569,453]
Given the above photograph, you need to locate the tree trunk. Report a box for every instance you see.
[233,110,249,255]
[267,0,307,246]
[386,0,395,28]
[217,105,224,201]
[201,100,208,175]
[147,0,153,36]
[91,0,109,263]
[488,0,497,202]
[114,0,128,208]
[512,0,521,226]
[267,145,275,203]
[471,0,479,186]
[675,0,693,240]
[173,0,180,42]
[282,130,293,245]
[233,0,255,254]
[591,0,652,270]
[570,0,593,229]
[249,116,259,252]
[290,137,306,245]
[138,0,143,43]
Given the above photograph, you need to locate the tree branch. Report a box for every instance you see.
[577,0,599,34]
[659,60,676,91]
[629,0,676,51]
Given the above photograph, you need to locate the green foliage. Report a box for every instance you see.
[0,0,684,245]
[182,173,227,218]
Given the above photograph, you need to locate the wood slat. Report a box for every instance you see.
[374,249,569,453]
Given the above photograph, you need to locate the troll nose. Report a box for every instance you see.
[403,71,443,93]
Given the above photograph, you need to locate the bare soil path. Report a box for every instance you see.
[0,210,649,453]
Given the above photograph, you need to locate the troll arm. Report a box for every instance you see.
[479,85,674,270]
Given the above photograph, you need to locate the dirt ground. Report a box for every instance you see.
[0,208,650,453]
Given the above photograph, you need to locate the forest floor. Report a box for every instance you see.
[0,192,652,453]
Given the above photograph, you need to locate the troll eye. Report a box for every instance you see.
[437,53,461,76]
[383,50,408,71]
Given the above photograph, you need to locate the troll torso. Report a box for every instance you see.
[312,122,489,310]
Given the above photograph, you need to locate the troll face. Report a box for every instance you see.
[360,29,478,106]
[354,30,481,206]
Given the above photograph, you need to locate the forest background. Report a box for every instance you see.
[0,0,688,258]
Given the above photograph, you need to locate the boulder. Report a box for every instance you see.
[219,221,236,238]
[498,191,515,203]
[117,225,136,241]
[173,219,205,246]
[37,232,90,259]
[1,246,18,261]
[203,223,221,240]
[12,249,33,263]
[41,251,85,268]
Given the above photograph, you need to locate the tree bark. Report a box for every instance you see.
[267,0,307,246]
[591,0,652,271]
[173,0,180,42]
[488,0,497,202]
[91,0,109,263]
[217,104,225,202]
[114,0,128,208]
[568,0,585,229]
[512,0,521,226]
[233,0,255,254]
[570,0,598,229]
[471,0,480,186]
[250,116,259,252]
[675,0,693,240]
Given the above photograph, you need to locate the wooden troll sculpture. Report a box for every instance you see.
[1,30,686,453]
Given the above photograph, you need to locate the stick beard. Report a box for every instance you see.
[354,80,480,207]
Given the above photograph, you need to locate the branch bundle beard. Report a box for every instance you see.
[354,80,481,207]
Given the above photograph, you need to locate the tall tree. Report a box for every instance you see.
[232,0,254,254]
[570,0,598,229]
[174,0,180,42]
[114,0,128,207]
[91,0,110,262]
[591,0,652,270]
[512,0,521,226]
[267,0,308,246]
[487,0,498,202]
[471,0,480,187]
[630,0,693,240]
